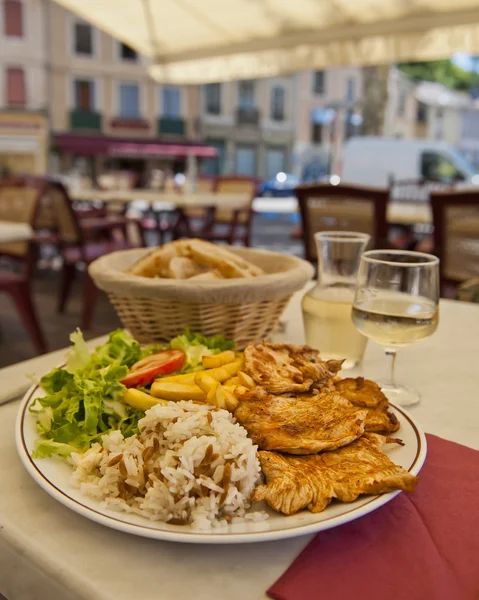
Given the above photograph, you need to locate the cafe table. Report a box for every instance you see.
[0,290,478,600]
[0,221,33,243]
[72,190,432,226]
[70,189,251,211]
[252,197,432,226]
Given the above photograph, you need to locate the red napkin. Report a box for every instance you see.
[268,435,479,600]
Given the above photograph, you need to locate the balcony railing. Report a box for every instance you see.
[157,117,185,135]
[236,106,260,126]
[70,109,102,131]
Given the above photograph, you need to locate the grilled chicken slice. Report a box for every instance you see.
[335,378,400,434]
[253,433,417,515]
[234,387,367,454]
[244,343,343,394]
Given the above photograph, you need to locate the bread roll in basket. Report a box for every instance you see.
[89,245,314,348]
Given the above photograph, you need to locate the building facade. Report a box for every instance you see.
[293,67,364,177]
[0,0,48,175]
[46,1,208,185]
[5,0,478,184]
[197,76,296,179]
[384,67,419,139]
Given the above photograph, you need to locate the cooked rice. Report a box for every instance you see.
[70,401,267,530]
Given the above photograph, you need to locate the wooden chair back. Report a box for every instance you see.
[214,175,258,196]
[213,176,258,223]
[195,176,215,193]
[295,183,389,262]
[0,177,47,261]
[430,189,479,287]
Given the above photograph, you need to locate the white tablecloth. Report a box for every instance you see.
[1,292,478,600]
[70,189,250,211]
[0,221,32,243]
[251,197,432,225]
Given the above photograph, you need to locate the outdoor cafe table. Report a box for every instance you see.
[70,189,251,211]
[252,197,432,226]
[71,190,432,226]
[1,290,478,600]
[0,221,33,243]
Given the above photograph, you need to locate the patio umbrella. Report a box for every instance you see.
[54,0,479,83]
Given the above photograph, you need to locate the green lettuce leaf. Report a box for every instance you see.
[33,440,81,459]
[32,328,234,459]
[65,329,91,373]
[169,329,234,373]
[32,329,147,458]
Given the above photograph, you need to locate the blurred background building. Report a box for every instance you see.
[3,0,479,184]
[0,0,48,175]
[198,76,295,180]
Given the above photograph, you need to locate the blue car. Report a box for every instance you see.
[258,172,301,197]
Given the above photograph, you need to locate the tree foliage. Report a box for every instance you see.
[399,59,472,91]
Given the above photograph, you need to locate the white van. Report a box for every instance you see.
[341,137,479,189]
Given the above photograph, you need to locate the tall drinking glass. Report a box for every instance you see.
[301,231,370,369]
[352,250,440,407]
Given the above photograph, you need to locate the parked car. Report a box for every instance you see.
[258,172,301,197]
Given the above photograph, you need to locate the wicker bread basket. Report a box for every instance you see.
[89,246,314,348]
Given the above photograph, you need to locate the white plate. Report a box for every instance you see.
[16,381,427,544]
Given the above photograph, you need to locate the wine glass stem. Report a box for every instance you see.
[384,349,397,387]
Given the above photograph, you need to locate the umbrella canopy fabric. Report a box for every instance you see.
[55,0,479,84]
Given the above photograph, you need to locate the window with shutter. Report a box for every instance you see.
[204,83,221,115]
[3,0,23,37]
[239,81,255,108]
[74,79,95,110]
[119,83,139,118]
[74,22,93,55]
[313,71,325,94]
[271,86,285,121]
[6,67,26,106]
[120,43,137,61]
[162,87,181,118]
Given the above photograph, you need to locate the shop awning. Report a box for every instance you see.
[53,135,217,158]
[55,0,479,84]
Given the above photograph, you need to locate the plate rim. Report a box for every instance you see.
[15,381,427,544]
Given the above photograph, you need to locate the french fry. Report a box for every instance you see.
[154,372,197,385]
[211,384,227,409]
[223,387,239,411]
[201,350,236,369]
[150,381,205,401]
[206,381,220,407]
[237,371,255,390]
[224,376,240,388]
[234,385,249,398]
[195,372,220,395]
[123,388,168,411]
[202,359,244,383]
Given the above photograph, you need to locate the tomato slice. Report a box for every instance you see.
[120,350,185,388]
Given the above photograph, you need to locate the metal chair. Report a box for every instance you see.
[295,183,390,262]
[41,181,141,330]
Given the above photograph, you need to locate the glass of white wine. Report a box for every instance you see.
[352,250,440,407]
